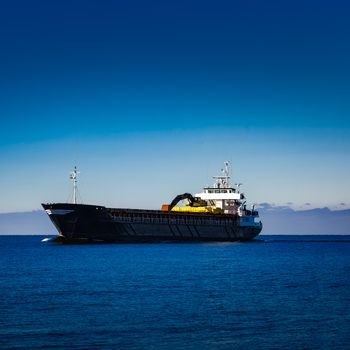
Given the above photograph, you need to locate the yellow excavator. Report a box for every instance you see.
[161,193,223,214]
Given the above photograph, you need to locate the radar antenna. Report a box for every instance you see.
[70,166,80,204]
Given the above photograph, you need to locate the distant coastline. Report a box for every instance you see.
[0,210,55,235]
[0,206,349,235]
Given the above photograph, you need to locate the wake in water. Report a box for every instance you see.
[41,237,53,242]
[40,235,350,244]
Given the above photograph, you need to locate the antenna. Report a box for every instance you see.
[70,166,80,204]
[224,161,231,186]
[223,161,229,177]
[213,161,232,188]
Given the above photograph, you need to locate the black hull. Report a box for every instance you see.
[42,203,262,243]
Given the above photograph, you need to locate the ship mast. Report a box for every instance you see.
[70,166,79,204]
[223,160,231,187]
[213,160,232,188]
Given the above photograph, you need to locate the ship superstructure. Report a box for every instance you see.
[195,161,244,214]
[42,162,262,243]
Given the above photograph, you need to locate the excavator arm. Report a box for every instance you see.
[168,193,199,211]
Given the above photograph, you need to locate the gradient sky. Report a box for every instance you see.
[0,0,349,212]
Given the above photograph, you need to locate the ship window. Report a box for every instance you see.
[215,190,220,193]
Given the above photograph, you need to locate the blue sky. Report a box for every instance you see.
[0,0,349,212]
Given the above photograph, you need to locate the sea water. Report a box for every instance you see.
[0,235,349,349]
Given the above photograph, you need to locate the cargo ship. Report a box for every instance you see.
[42,162,262,242]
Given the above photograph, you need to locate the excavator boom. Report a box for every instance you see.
[168,193,198,211]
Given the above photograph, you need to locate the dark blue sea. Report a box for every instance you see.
[1,235,350,349]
